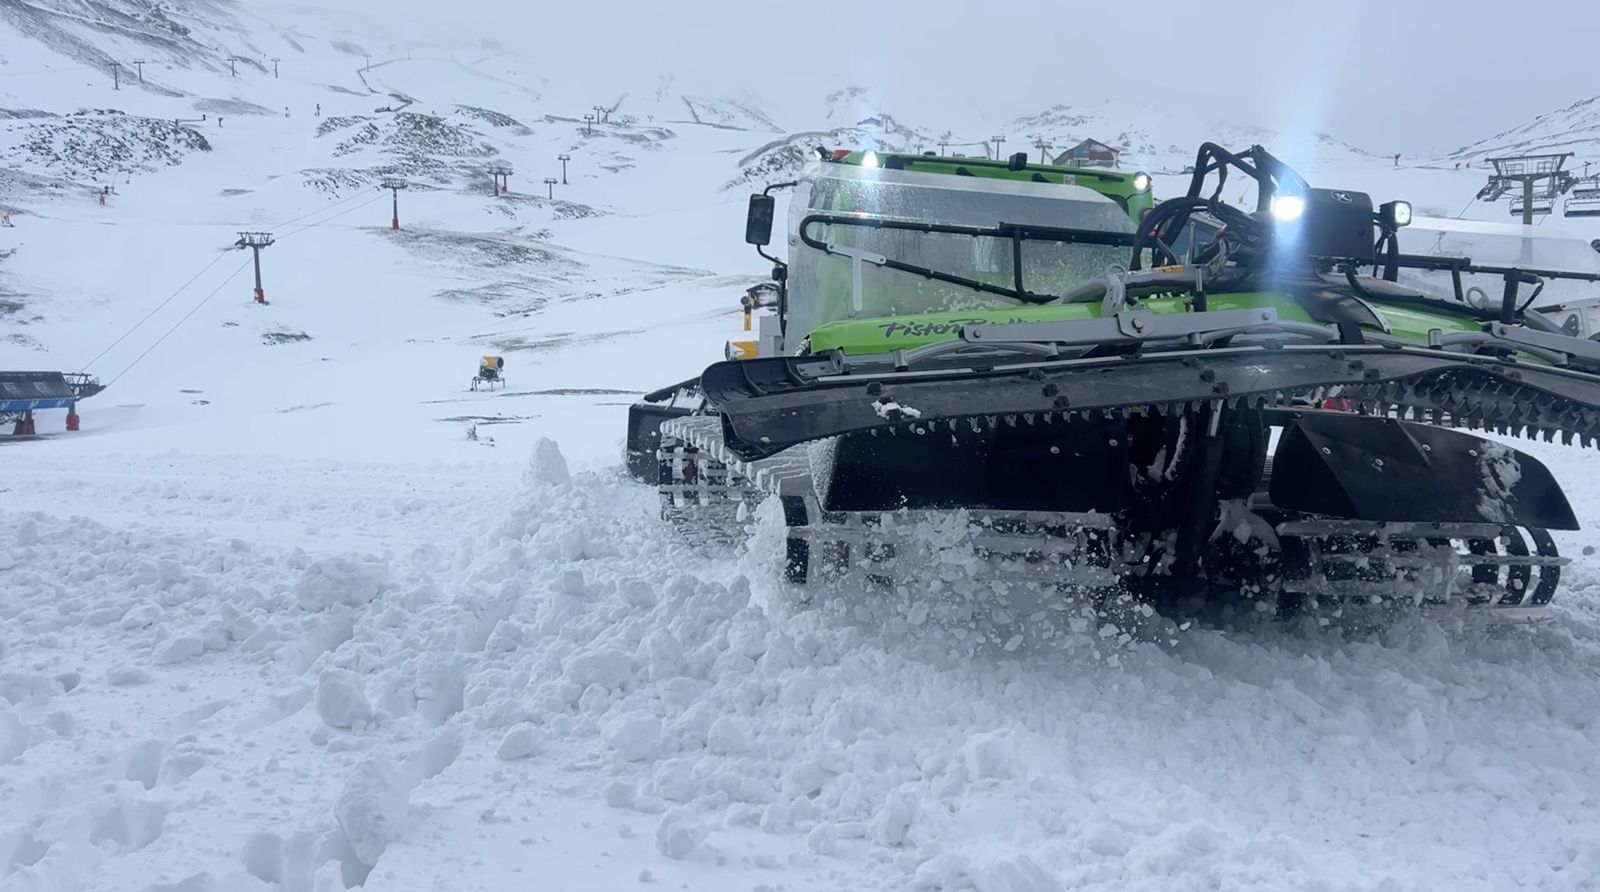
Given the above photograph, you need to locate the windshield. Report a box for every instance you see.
[786,163,1135,339]
[1396,216,1600,309]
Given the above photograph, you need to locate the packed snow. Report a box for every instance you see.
[5,3,1600,891]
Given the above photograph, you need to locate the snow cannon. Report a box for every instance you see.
[472,356,504,391]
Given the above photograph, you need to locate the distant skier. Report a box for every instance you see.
[316,103,321,117]
[1393,153,1401,167]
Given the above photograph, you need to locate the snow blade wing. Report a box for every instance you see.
[1269,411,1578,530]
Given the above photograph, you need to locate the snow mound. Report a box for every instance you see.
[315,668,374,729]
[294,556,390,610]
[333,753,411,867]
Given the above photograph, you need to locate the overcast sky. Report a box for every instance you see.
[290,0,1595,155]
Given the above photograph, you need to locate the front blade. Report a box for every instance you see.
[699,345,1600,461]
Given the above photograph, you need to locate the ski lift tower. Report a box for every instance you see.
[380,177,406,229]
[1477,152,1577,224]
[487,161,514,196]
[235,231,274,304]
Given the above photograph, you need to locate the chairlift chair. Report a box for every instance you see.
[1511,196,1554,218]
[1564,181,1600,218]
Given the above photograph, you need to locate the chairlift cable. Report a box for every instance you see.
[78,188,372,370]
[106,258,252,387]
[79,187,391,373]
[266,187,384,230]
[77,250,229,372]
[105,194,389,384]
[274,193,387,240]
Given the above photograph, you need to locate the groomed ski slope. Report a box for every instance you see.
[4,442,1600,892]
[5,15,1600,890]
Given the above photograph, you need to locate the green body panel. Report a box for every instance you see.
[832,151,1155,222]
[808,304,1100,354]
[806,291,1488,355]
[1367,301,1484,340]
[785,150,1488,358]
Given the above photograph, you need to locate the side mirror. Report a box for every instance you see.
[745,194,776,246]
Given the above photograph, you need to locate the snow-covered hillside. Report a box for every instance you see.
[1448,93,1600,164]
[1007,100,1378,170]
[6,5,1600,892]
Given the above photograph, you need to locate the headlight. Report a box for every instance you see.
[1380,199,1412,228]
[1270,194,1306,222]
[861,151,880,169]
[813,146,829,161]
[1132,172,1150,192]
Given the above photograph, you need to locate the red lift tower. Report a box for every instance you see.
[235,231,275,304]
[381,178,406,229]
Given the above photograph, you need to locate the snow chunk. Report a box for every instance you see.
[557,568,587,597]
[496,723,541,761]
[406,729,463,781]
[121,601,163,630]
[1476,441,1523,523]
[152,633,204,668]
[654,809,707,860]
[316,669,374,730]
[334,753,411,866]
[603,712,663,762]
[965,853,1066,892]
[870,793,916,847]
[962,731,1018,781]
[108,666,153,686]
[152,634,205,665]
[295,556,389,610]
[565,647,634,691]
[620,578,658,608]
[603,779,637,809]
[523,437,571,487]
[706,716,748,755]
[806,823,838,855]
[873,399,922,420]
[781,760,832,798]
[312,860,344,892]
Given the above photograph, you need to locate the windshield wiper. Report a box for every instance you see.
[799,214,1136,307]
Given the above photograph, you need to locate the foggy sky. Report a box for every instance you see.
[279,0,1596,155]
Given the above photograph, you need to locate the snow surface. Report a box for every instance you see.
[5,6,1600,891]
